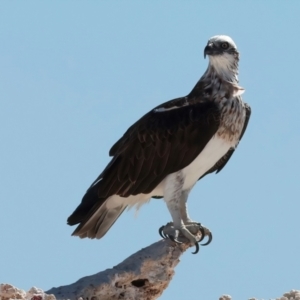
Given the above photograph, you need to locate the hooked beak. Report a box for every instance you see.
[204,43,214,58]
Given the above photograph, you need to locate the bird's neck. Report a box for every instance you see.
[189,58,243,99]
[205,55,239,83]
[207,65,239,83]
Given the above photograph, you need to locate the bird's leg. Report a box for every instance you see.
[159,179,212,253]
[160,172,200,248]
[180,188,195,224]
[179,188,213,249]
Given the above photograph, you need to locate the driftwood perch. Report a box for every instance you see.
[0,237,299,300]
[46,239,190,300]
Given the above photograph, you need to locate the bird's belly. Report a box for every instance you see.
[182,135,233,190]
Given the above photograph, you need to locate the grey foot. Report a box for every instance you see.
[159,222,212,254]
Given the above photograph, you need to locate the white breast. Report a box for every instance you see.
[181,135,234,190]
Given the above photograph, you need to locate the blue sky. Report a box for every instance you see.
[1,2,299,299]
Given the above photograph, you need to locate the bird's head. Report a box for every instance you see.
[204,35,239,82]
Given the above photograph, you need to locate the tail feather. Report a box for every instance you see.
[67,179,103,226]
[67,178,127,239]
[71,203,126,239]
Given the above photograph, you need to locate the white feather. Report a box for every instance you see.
[209,53,237,82]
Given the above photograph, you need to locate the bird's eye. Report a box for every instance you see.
[221,42,229,49]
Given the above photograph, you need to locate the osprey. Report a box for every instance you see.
[68,35,251,254]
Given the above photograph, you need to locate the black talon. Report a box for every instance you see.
[159,226,166,239]
[198,225,206,243]
[201,232,213,246]
[191,242,200,254]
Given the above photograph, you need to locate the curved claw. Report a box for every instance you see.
[159,226,166,239]
[201,232,213,246]
[191,242,200,254]
[198,225,206,243]
[168,234,183,244]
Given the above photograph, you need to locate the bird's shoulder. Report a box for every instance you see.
[109,94,221,157]
[200,99,251,178]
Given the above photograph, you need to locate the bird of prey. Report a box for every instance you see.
[68,35,251,254]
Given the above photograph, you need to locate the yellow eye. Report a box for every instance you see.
[221,42,229,49]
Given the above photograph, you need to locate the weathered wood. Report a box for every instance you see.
[46,240,189,300]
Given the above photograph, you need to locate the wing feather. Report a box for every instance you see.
[68,96,221,227]
[107,99,220,195]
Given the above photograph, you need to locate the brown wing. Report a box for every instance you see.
[200,102,251,179]
[67,96,221,225]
